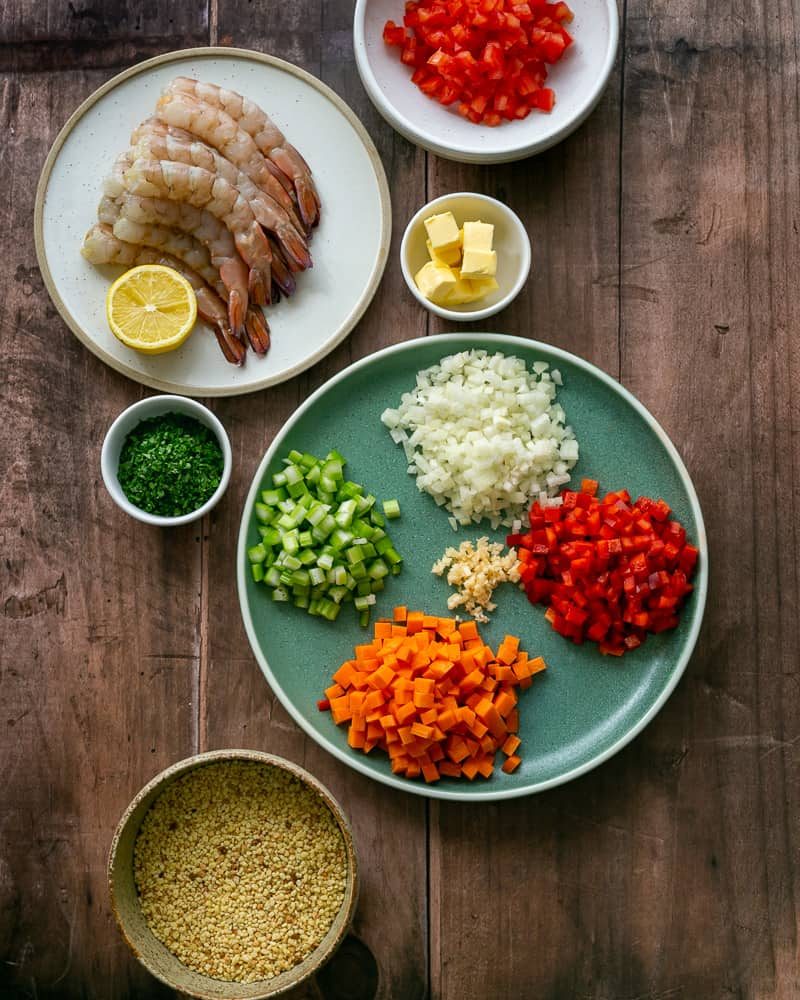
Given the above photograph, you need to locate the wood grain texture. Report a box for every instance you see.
[2,0,799,997]
[0,6,208,998]
[205,2,428,998]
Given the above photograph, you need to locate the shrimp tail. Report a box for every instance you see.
[277,224,313,272]
[225,286,247,337]
[248,267,271,306]
[267,239,296,297]
[244,307,271,355]
[213,322,247,366]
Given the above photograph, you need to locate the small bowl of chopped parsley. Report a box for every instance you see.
[101,396,232,526]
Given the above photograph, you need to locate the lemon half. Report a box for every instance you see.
[106,265,198,354]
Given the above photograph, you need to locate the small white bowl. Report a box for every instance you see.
[354,0,619,164]
[101,395,232,527]
[400,192,531,321]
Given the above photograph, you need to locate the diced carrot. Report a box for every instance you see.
[421,761,440,783]
[406,611,425,634]
[477,756,495,779]
[461,759,480,780]
[320,612,544,783]
[374,620,393,639]
[529,656,547,675]
[367,663,396,690]
[395,701,417,725]
[497,635,520,664]
[458,620,479,641]
[332,662,356,688]
[494,690,517,718]
[348,726,365,749]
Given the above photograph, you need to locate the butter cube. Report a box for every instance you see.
[460,248,497,279]
[469,276,499,299]
[462,220,494,253]
[423,212,461,253]
[426,239,461,267]
[415,261,457,304]
[443,273,478,306]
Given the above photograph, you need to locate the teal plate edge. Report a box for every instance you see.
[236,333,708,802]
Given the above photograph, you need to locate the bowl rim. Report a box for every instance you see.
[399,191,532,321]
[236,332,709,802]
[353,0,620,164]
[108,748,359,1000]
[100,394,233,526]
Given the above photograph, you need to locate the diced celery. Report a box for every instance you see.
[382,499,401,519]
[251,563,265,583]
[247,543,268,564]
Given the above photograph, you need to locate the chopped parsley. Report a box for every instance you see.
[118,412,223,518]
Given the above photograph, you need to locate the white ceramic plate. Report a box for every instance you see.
[354,0,619,164]
[35,47,391,397]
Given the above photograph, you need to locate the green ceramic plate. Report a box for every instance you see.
[237,334,707,801]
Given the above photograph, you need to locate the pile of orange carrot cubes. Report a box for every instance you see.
[318,607,546,782]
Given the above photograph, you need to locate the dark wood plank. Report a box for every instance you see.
[206,2,428,998]
[0,5,208,996]
[611,0,800,995]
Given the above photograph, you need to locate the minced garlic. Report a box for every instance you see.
[431,537,521,622]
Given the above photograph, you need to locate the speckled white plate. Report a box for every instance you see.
[35,47,391,397]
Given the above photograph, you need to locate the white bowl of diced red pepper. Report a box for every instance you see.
[354,0,619,163]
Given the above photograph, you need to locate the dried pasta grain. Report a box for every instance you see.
[133,761,347,983]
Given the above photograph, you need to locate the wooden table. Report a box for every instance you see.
[2,1,798,997]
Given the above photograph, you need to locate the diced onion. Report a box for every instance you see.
[381,350,580,527]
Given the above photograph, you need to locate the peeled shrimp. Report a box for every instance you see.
[113,192,250,336]
[124,157,273,306]
[130,120,311,271]
[165,77,320,229]
[111,215,270,356]
[81,223,246,365]
[155,91,310,234]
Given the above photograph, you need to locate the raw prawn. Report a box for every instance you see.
[106,188,250,337]
[165,77,321,228]
[155,91,310,233]
[111,214,270,356]
[124,157,273,306]
[81,223,246,365]
[130,120,311,271]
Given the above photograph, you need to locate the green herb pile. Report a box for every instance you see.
[118,412,223,518]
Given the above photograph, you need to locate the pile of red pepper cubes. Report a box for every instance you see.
[507,480,699,656]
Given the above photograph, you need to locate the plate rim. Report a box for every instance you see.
[353,0,620,164]
[236,332,708,801]
[34,45,392,398]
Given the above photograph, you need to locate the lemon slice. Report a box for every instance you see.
[106,265,197,354]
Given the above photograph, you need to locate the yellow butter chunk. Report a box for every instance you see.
[460,248,497,280]
[470,276,500,298]
[426,239,461,267]
[462,220,494,254]
[444,273,478,305]
[423,212,462,253]
[415,261,457,304]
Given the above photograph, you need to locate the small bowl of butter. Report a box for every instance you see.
[400,192,531,322]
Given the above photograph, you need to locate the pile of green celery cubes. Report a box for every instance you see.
[247,449,403,627]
